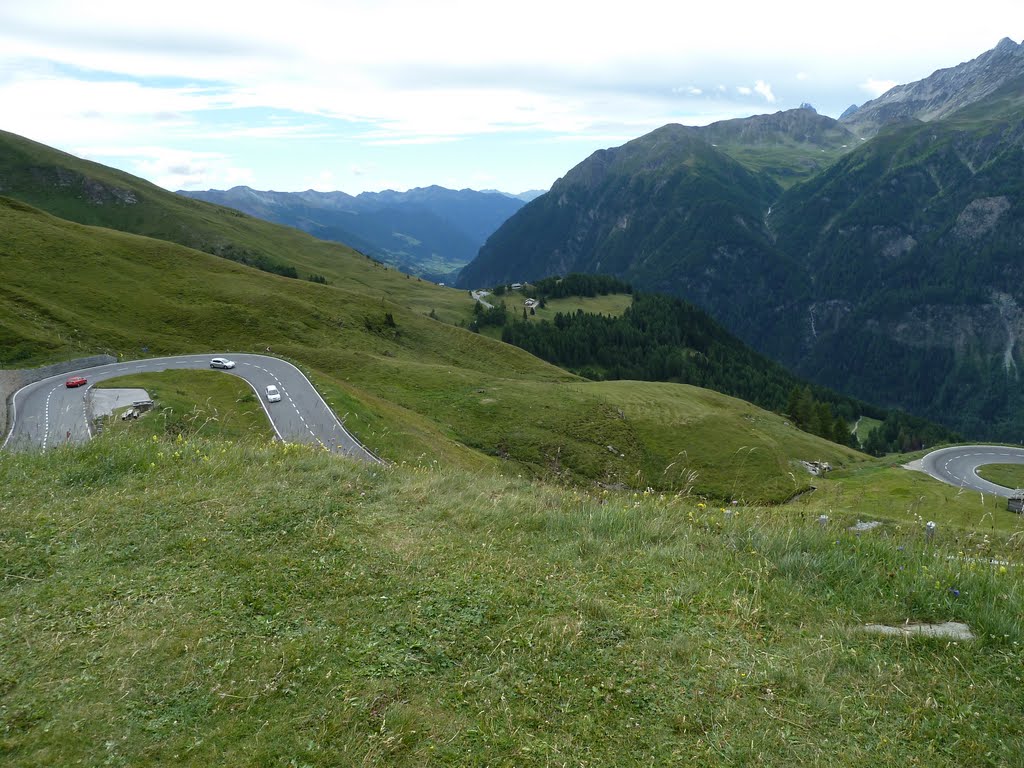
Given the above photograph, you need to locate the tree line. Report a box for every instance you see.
[488,281,957,453]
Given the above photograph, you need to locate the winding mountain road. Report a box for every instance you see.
[2,353,379,462]
[919,445,1024,497]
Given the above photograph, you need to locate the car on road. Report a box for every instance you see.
[265,385,282,403]
[210,357,236,369]
[65,376,88,388]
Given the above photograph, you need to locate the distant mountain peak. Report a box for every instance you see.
[179,184,527,280]
[995,36,1020,53]
[839,104,860,120]
[839,37,1024,136]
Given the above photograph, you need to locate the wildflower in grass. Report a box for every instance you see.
[949,587,961,597]
[1000,566,1008,574]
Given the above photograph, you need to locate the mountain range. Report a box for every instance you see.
[458,38,1024,441]
[179,185,535,282]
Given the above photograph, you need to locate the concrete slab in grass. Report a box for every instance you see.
[862,621,975,641]
[90,388,152,418]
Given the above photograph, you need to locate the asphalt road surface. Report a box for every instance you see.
[919,445,1024,498]
[3,353,379,462]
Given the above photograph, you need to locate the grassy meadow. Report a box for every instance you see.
[534,293,634,319]
[853,416,883,446]
[475,292,632,342]
[96,370,274,443]
[1,429,1022,766]
[976,464,1024,491]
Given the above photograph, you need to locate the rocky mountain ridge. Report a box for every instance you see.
[840,37,1024,136]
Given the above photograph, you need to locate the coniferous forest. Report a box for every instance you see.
[493,284,956,453]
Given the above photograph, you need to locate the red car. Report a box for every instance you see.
[65,376,88,388]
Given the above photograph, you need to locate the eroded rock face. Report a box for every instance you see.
[30,166,139,206]
[869,225,917,260]
[882,291,1024,364]
[888,303,1007,354]
[955,196,1012,240]
[82,177,138,205]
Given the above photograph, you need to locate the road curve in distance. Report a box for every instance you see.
[919,445,1024,498]
[3,353,380,463]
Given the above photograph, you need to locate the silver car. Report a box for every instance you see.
[210,357,236,369]
[265,385,282,403]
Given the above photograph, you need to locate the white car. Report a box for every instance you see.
[265,385,282,403]
[210,357,236,369]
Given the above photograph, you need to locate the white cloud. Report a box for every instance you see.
[754,80,776,102]
[550,133,641,144]
[361,135,462,147]
[0,1,1018,191]
[73,144,254,190]
[860,77,899,98]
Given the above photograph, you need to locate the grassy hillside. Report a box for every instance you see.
[0,130,471,325]
[0,196,860,500]
[1,431,1022,766]
[696,108,856,188]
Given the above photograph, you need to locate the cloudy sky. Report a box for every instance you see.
[1,1,1019,194]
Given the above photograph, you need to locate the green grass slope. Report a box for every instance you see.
[0,129,471,324]
[696,107,857,188]
[1,432,1022,766]
[0,196,860,500]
